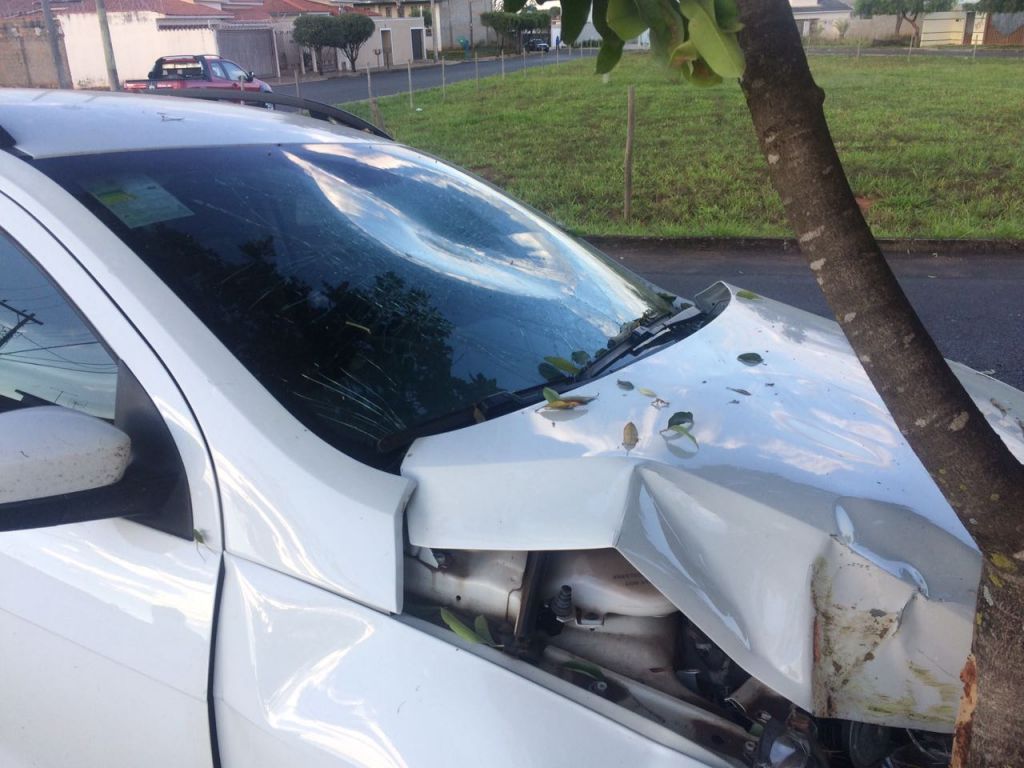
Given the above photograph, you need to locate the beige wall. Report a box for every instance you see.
[920,11,986,47]
[58,11,218,88]
[348,17,425,72]
[845,15,912,41]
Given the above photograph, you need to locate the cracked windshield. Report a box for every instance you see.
[36,142,672,465]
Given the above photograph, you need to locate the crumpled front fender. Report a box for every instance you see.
[402,284,1024,731]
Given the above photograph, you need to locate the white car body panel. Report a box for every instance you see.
[403,284,1024,732]
[215,555,731,768]
[0,150,413,615]
[0,193,220,767]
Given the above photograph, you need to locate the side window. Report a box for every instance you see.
[209,60,227,80]
[0,230,117,419]
[0,228,192,538]
[221,60,246,81]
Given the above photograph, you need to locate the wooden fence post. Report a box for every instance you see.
[624,85,636,223]
[407,59,414,108]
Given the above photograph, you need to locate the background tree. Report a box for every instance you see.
[853,0,954,41]
[480,11,518,48]
[481,9,550,49]
[519,0,1024,764]
[972,0,1024,11]
[336,13,375,71]
[292,15,337,71]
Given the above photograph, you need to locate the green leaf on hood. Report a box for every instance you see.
[622,421,640,450]
[666,424,699,446]
[668,410,694,429]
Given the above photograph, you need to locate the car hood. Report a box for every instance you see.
[401,283,1024,731]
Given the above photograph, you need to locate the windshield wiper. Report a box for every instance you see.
[575,303,705,382]
[376,306,705,455]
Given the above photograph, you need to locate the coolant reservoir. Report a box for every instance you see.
[542,549,676,619]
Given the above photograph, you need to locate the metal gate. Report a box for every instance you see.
[411,28,424,60]
[216,29,276,77]
[380,29,393,68]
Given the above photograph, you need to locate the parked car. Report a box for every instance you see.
[1,88,1022,768]
[123,54,273,107]
[525,37,551,52]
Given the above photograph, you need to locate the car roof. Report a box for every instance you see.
[0,89,375,159]
[160,54,220,61]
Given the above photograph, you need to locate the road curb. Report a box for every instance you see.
[582,235,1024,257]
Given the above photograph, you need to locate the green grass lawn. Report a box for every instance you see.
[344,54,1024,239]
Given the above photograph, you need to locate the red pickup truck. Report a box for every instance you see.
[124,55,274,105]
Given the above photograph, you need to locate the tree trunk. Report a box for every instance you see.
[905,11,920,45]
[895,12,903,37]
[735,1,1024,765]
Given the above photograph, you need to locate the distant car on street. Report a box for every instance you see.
[123,54,273,107]
[524,37,550,52]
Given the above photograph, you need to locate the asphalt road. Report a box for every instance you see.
[275,49,597,104]
[595,242,1024,391]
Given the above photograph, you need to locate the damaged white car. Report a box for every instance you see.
[1,89,1022,768]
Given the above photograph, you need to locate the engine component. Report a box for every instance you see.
[547,614,689,698]
[754,712,828,768]
[549,584,574,621]
[541,549,676,620]
[843,721,894,768]
[543,645,755,763]
[404,549,527,624]
[678,620,750,706]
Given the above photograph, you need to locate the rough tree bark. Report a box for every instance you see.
[735,0,1024,765]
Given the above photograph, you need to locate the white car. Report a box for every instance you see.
[1,89,1021,768]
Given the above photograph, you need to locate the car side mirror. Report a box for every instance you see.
[246,71,255,82]
[0,406,138,532]
[0,406,130,505]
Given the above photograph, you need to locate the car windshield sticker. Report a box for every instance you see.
[86,174,193,229]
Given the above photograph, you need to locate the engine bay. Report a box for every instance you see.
[404,546,953,768]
